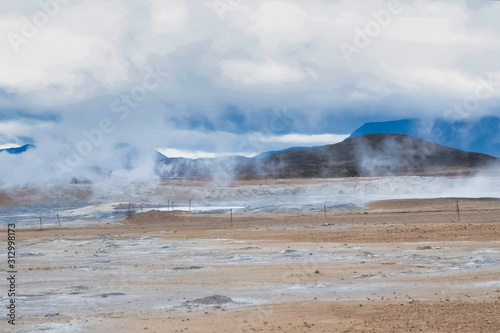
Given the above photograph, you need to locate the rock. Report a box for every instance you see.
[190,295,233,305]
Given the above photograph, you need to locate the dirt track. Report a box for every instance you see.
[5,198,500,332]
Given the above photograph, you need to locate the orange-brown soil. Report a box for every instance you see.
[6,198,500,332]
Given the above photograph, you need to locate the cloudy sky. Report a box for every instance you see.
[1,0,500,183]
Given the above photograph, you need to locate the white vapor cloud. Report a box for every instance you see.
[260,133,349,145]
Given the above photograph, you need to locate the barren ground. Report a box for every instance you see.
[3,197,500,332]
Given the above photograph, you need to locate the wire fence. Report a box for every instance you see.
[2,199,468,230]
[1,199,234,229]
[117,199,195,212]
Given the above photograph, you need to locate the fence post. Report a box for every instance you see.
[456,200,461,221]
[230,209,233,227]
[39,217,43,230]
[57,214,61,227]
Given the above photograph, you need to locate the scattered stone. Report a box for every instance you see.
[173,266,203,271]
[21,252,45,257]
[189,295,233,305]
[99,293,126,298]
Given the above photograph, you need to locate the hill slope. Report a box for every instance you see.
[250,133,497,179]
[253,146,311,159]
[157,134,498,180]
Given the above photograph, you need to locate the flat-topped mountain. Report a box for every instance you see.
[349,117,500,157]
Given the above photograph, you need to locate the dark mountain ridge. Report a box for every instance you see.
[3,134,496,182]
[157,133,498,180]
[254,133,497,178]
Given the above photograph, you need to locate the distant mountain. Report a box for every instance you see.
[0,144,35,154]
[349,117,500,157]
[5,133,497,182]
[158,133,498,180]
[253,146,310,159]
[350,119,417,138]
[250,133,497,178]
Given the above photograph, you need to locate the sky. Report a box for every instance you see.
[1,0,500,184]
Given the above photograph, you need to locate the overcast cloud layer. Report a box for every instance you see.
[1,0,500,185]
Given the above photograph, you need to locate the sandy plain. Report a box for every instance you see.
[3,197,500,332]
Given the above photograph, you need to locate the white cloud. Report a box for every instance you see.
[157,133,350,159]
[260,133,349,145]
[0,0,129,103]
[157,148,254,159]
[410,68,478,93]
[0,143,20,150]
[219,59,304,85]
[0,120,50,138]
[252,1,307,33]
[148,0,189,34]
[1,0,499,106]
[386,18,472,44]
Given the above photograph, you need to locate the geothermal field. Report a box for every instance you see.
[2,176,500,332]
[5,0,500,331]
